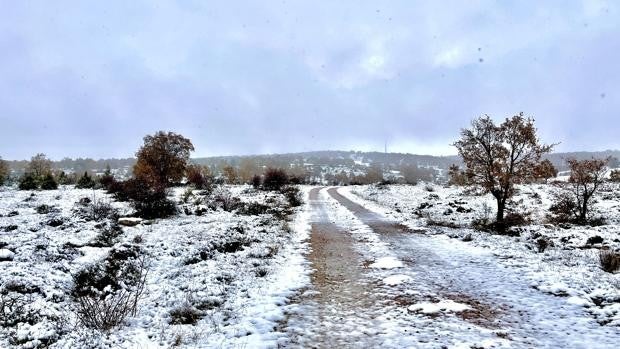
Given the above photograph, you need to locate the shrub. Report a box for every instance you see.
[263,168,288,191]
[72,244,148,332]
[169,304,201,325]
[0,157,9,186]
[76,172,96,189]
[536,237,550,253]
[18,173,38,190]
[57,171,77,185]
[599,249,620,273]
[132,190,176,219]
[251,174,262,189]
[98,166,115,190]
[609,169,620,183]
[40,173,58,190]
[109,178,150,202]
[186,164,213,191]
[237,202,270,215]
[503,212,529,227]
[90,224,123,247]
[91,199,116,221]
[208,187,242,212]
[548,191,578,223]
[281,185,303,207]
[0,291,38,327]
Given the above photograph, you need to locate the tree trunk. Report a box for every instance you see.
[580,196,588,224]
[496,197,505,223]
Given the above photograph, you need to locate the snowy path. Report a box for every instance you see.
[279,187,619,348]
[281,187,385,347]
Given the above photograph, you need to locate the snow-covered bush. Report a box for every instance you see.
[281,185,303,207]
[72,244,148,332]
[208,187,242,212]
[599,249,620,273]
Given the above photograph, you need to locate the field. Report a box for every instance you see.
[1,182,619,348]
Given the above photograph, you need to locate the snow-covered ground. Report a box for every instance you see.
[348,183,620,328]
[2,182,619,348]
[0,185,311,348]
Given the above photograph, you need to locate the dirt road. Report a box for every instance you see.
[279,187,619,348]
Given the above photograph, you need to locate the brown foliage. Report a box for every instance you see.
[609,169,620,183]
[454,113,554,226]
[133,131,194,189]
[532,159,557,183]
[448,164,468,186]
[565,157,608,224]
[186,164,213,190]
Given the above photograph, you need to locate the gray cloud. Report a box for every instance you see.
[1,0,619,159]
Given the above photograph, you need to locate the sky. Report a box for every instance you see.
[1,0,619,160]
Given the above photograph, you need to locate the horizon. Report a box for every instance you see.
[4,147,620,163]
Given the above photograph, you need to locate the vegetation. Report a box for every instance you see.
[533,159,558,183]
[262,168,289,191]
[186,164,213,191]
[133,131,194,190]
[40,173,58,190]
[454,113,554,230]
[448,164,468,186]
[609,169,620,183]
[0,157,9,186]
[18,173,38,190]
[76,171,96,189]
[222,165,238,184]
[99,165,116,190]
[551,158,608,224]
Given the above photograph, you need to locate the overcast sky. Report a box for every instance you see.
[1,1,619,160]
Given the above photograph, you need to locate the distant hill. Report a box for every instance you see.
[6,149,619,181]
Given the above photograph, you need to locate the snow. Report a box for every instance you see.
[408,299,471,314]
[2,181,619,348]
[0,185,312,348]
[382,274,412,286]
[0,248,14,260]
[350,183,620,330]
[369,256,404,269]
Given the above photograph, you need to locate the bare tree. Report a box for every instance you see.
[565,157,608,223]
[222,165,238,184]
[26,153,52,180]
[454,113,554,227]
[133,131,194,189]
[238,158,260,184]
